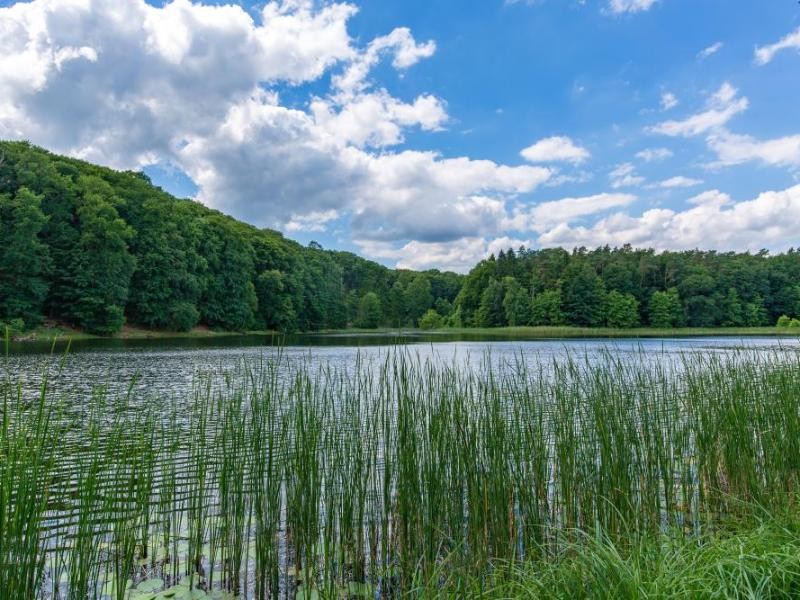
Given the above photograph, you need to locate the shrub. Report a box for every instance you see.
[777,315,792,328]
[419,309,443,330]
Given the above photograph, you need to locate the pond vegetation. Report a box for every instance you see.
[3,346,800,598]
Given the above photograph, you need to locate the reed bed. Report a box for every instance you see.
[2,346,800,599]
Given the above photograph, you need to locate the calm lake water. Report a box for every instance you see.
[5,332,800,402]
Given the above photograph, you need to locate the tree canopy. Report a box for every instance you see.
[2,141,799,335]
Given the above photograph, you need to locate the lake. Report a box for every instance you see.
[4,332,800,403]
[5,332,800,599]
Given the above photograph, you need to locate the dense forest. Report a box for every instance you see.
[1,141,799,335]
[453,246,800,329]
[0,141,460,335]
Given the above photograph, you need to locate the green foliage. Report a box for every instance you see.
[418,308,443,330]
[255,269,297,332]
[502,276,530,326]
[5,141,800,334]
[355,292,382,328]
[777,315,792,327]
[0,187,50,327]
[605,290,640,328]
[530,289,564,326]
[791,318,800,328]
[62,176,136,334]
[404,274,433,324]
[475,278,506,327]
[562,262,606,327]
[649,288,684,328]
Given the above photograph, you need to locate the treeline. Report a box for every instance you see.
[453,246,800,329]
[2,141,800,336]
[0,142,460,334]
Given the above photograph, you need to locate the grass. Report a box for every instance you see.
[11,324,279,343]
[14,323,800,345]
[318,325,800,339]
[2,346,800,598]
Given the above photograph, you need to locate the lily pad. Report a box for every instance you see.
[137,578,165,593]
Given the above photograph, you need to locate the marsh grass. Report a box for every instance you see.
[2,345,800,598]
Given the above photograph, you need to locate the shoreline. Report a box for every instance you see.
[8,324,799,345]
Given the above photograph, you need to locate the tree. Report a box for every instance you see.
[404,275,433,324]
[648,288,684,328]
[62,177,135,334]
[418,309,443,330]
[0,188,50,328]
[475,279,506,327]
[198,216,257,331]
[356,292,382,328]
[562,263,606,327]
[502,277,530,326]
[721,288,744,327]
[255,269,297,332]
[743,295,768,327]
[530,290,564,326]
[605,290,640,329]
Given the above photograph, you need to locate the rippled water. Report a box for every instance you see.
[4,333,800,399]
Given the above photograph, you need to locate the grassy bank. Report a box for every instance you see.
[9,324,279,344]
[3,348,800,598]
[320,325,800,339]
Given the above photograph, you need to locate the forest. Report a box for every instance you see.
[1,140,799,335]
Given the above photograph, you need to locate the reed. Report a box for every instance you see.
[2,345,800,598]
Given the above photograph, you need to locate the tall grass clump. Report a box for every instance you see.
[2,344,800,597]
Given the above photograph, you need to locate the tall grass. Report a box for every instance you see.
[2,346,800,597]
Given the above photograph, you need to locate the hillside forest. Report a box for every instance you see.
[1,141,800,335]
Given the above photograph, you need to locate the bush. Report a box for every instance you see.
[791,318,800,328]
[419,309,443,330]
[777,315,792,328]
[0,318,25,336]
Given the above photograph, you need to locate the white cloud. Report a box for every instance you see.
[606,0,659,15]
[653,176,703,188]
[0,0,552,254]
[609,163,645,188]
[285,209,340,232]
[698,42,723,60]
[660,92,678,111]
[636,147,673,162]
[508,192,637,232]
[649,82,748,137]
[356,236,533,273]
[537,184,800,252]
[707,131,800,168]
[346,150,551,242]
[333,26,435,95]
[755,26,800,65]
[520,136,590,164]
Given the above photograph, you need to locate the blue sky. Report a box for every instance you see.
[1,0,799,271]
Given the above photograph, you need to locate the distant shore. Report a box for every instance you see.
[8,324,799,345]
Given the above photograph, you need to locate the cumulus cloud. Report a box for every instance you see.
[636,147,673,162]
[755,26,800,65]
[355,236,533,273]
[606,0,659,15]
[649,82,748,137]
[0,0,557,259]
[698,42,723,60]
[707,131,800,168]
[537,184,800,252]
[520,136,590,164]
[660,92,678,111]
[609,163,645,188]
[652,176,703,188]
[508,193,637,232]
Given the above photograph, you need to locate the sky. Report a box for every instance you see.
[1,0,799,272]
